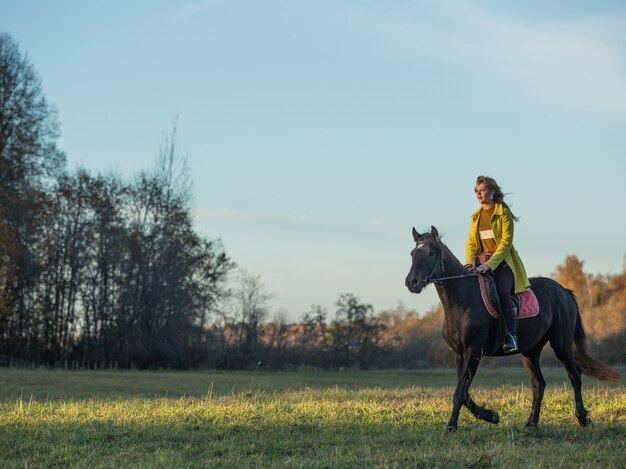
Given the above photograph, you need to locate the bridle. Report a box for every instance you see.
[416,240,477,286]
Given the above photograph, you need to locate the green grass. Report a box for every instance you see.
[0,368,624,468]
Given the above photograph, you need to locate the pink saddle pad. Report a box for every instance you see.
[477,274,539,320]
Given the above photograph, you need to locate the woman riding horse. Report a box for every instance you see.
[465,175,529,353]
[406,177,621,430]
[405,224,621,430]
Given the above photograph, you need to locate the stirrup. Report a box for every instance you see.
[503,333,518,353]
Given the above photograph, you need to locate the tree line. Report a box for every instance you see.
[216,258,626,370]
[1,33,624,370]
[0,33,233,368]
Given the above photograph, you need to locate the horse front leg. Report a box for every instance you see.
[453,353,499,426]
[448,349,492,431]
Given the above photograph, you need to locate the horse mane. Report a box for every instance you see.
[422,232,467,275]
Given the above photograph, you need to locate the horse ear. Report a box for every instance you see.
[412,227,422,242]
[430,225,439,240]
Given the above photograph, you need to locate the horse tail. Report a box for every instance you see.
[569,290,622,382]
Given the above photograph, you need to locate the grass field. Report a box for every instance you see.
[0,368,624,468]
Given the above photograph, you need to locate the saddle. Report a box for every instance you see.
[477,273,539,320]
[475,252,539,320]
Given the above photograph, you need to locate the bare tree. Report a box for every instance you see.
[106,120,235,367]
[0,33,65,363]
[232,269,272,368]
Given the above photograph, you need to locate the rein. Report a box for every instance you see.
[429,273,477,284]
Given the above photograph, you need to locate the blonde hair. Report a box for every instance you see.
[475,175,519,222]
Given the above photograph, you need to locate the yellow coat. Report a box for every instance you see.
[466,203,530,293]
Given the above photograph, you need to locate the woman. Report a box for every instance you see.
[465,176,530,353]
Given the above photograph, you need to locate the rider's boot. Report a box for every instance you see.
[501,307,519,353]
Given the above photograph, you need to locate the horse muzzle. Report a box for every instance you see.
[405,274,424,294]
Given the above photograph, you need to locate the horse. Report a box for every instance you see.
[405,226,621,431]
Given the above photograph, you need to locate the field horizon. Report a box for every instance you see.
[2,366,624,400]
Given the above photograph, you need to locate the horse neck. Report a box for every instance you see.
[435,243,476,313]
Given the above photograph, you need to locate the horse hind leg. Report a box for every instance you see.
[521,347,546,428]
[552,341,591,426]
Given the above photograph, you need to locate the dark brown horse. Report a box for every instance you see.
[405,226,621,431]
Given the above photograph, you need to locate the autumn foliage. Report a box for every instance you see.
[552,255,626,364]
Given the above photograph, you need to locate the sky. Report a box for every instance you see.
[2,0,626,321]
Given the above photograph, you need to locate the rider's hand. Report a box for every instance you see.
[476,264,491,274]
[464,263,475,272]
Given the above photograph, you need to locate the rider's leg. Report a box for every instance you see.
[495,264,518,353]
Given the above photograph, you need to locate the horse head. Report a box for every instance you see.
[405,225,443,294]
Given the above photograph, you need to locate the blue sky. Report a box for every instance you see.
[3,0,626,320]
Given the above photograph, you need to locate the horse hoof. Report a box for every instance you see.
[525,422,538,430]
[447,425,458,432]
[579,417,593,427]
